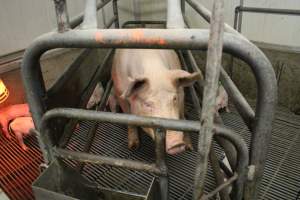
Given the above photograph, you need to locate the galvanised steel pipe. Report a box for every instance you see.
[53,147,163,175]
[237,6,300,16]
[82,0,98,29]
[21,28,277,199]
[193,0,225,198]
[53,0,70,32]
[167,0,185,28]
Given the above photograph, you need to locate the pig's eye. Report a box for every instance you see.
[144,101,152,108]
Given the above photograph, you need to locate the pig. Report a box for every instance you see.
[215,84,229,114]
[112,49,201,155]
[86,83,104,109]
[9,117,34,151]
[0,104,31,139]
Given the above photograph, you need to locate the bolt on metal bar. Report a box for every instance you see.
[70,0,112,29]
[82,0,98,29]
[167,0,185,28]
[193,0,225,199]
[112,0,119,28]
[155,128,169,200]
[53,0,70,32]
[53,147,164,175]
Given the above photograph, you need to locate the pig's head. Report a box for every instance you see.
[121,69,201,155]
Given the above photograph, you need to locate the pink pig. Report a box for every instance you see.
[112,49,200,155]
[9,116,35,151]
[0,104,31,139]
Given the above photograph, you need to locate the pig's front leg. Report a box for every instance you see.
[15,131,27,151]
[183,133,194,151]
[128,125,140,150]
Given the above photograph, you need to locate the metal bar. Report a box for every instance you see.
[193,0,225,199]
[112,0,119,28]
[220,68,255,129]
[201,173,238,200]
[53,0,70,32]
[122,20,166,28]
[77,80,113,171]
[209,146,230,200]
[82,0,98,29]
[179,51,202,117]
[167,0,185,28]
[21,30,277,198]
[185,0,247,40]
[105,16,117,29]
[155,128,168,200]
[213,130,249,200]
[237,6,300,16]
[237,0,244,32]
[69,0,112,29]
[53,147,164,175]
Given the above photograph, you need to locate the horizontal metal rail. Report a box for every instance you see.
[236,6,300,16]
[39,108,249,197]
[54,147,163,175]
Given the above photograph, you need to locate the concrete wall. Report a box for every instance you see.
[0,0,116,56]
[185,0,300,48]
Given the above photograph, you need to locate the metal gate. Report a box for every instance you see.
[21,0,277,199]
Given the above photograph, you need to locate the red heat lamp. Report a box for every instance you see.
[0,78,9,103]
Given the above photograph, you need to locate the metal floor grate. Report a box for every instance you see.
[62,103,300,200]
[0,104,299,200]
[0,132,43,200]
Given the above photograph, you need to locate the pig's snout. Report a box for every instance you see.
[166,131,185,155]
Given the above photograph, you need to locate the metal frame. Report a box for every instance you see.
[21,0,277,199]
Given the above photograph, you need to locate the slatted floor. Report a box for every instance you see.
[0,104,299,199]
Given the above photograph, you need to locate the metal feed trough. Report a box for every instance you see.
[21,0,277,199]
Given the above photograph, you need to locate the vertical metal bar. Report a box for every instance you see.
[112,0,120,28]
[193,0,225,199]
[155,128,168,200]
[209,146,230,200]
[82,0,98,29]
[238,0,244,33]
[53,0,70,32]
[167,0,185,28]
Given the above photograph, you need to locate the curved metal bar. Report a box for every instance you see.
[21,28,277,199]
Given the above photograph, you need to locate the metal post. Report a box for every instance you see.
[167,0,185,28]
[238,0,244,32]
[82,0,98,29]
[53,0,70,32]
[193,0,225,199]
[112,0,119,28]
[155,128,168,200]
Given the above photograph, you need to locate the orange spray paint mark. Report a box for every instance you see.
[95,32,103,43]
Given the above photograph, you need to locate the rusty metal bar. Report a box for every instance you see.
[193,0,225,199]
[82,0,98,29]
[167,0,185,28]
[53,147,164,175]
[112,0,119,28]
[155,128,169,200]
[53,0,70,32]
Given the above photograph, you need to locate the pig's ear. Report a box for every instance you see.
[121,77,148,99]
[171,70,202,87]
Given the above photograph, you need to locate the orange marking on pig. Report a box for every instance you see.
[95,32,103,43]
